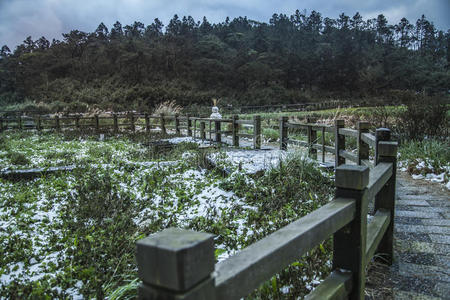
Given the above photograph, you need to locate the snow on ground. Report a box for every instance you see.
[399,159,450,190]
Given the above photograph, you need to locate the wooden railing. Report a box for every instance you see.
[0,113,262,149]
[135,127,397,300]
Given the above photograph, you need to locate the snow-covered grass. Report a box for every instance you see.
[398,139,450,190]
[0,131,334,298]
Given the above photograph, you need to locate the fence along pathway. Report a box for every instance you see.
[135,122,398,300]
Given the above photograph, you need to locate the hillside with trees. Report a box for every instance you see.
[0,10,449,112]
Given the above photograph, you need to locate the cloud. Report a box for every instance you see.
[0,0,448,49]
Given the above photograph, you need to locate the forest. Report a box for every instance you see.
[0,10,449,112]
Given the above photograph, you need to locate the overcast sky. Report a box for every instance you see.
[1,0,449,49]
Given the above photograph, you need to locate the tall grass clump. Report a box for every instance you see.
[153,100,183,116]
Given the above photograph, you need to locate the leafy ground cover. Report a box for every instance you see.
[398,139,450,189]
[0,131,334,298]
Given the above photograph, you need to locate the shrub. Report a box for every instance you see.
[153,100,183,116]
[396,96,448,140]
[7,152,30,166]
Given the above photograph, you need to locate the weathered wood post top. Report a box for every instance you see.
[136,227,216,300]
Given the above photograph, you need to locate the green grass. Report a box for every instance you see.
[0,131,334,299]
[399,139,450,180]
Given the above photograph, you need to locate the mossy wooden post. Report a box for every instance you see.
[136,228,216,300]
[18,115,22,130]
[253,115,261,149]
[187,115,192,136]
[160,113,166,135]
[334,119,345,168]
[232,115,239,147]
[334,165,369,300]
[375,131,397,265]
[375,128,390,166]
[75,116,80,130]
[0,118,4,132]
[145,113,150,133]
[175,114,180,135]
[200,121,206,140]
[113,114,118,133]
[279,116,288,150]
[130,112,135,132]
[55,115,60,132]
[357,122,370,165]
[215,120,221,143]
[321,127,326,163]
[36,116,41,131]
[307,117,317,159]
[95,115,99,132]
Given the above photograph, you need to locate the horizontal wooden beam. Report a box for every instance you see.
[367,162,392,201]
[214,197,356,300]
[287,139,308,146]
[361,132,376,148]
[236,133,253,138]
[366,209,390,263]
[339,150,358,163]
[361,159,374,169]
[305,270,353,300]
[338,128,358,138]
[235,119,254,125]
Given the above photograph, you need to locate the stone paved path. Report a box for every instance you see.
[386,172,450,299]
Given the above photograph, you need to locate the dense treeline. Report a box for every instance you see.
[0,10,449,111]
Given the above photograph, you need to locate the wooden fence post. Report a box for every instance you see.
[357,122,370,165]
[36,116,41,131]
[136,228,216,299]
[279,116,288,150]
[75,116,80,130]
[160,113,166,135]
[145,113,150,133]
[375,131,397,265]
[307,117,317,159]
[55,115,60,132]
[0,118,3,132]
[18,115,22,130]
[215,120,221,143]
[175,114,180,135]
[95,115,99,132]
[113,114,118,133]
[232,115,239,147]
[334,119,345,168]
[375,128,390,165]
[187,115,192,136]
[130,112,135,132]
[334,165,369,300]
[253,115,261,149]
[200,121,206,140]
[321,127,325,163]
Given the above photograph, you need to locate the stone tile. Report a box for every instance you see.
[395,232,432,243]
[434,281,450,299]
[396,199,430,206]
[395,240,435,254]
[395,217,424,225]
[422,219,450,226]
[410,206,449,214]
[427,200,450,208]
[429,234,450,244]
[395,224,450,235]
[397,252,436,265]
[391,275,442,297]
[396,210,441,219]
[435,256,450,269]
[398,262,450,282]
[433,243,450,256]
[393,289,441,300]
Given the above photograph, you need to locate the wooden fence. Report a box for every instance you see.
[135,124,397,300]
[0,113,262,149]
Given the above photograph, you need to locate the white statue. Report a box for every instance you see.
[210,98,222,119]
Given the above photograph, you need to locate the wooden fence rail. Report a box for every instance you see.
[136,125,397,299]
[0,113,262,149]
